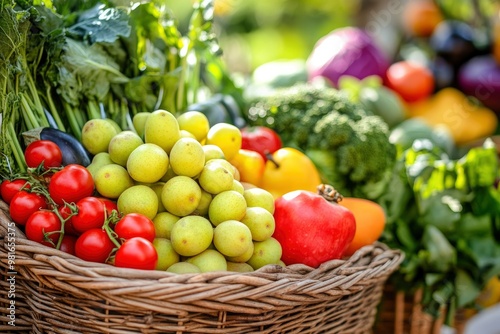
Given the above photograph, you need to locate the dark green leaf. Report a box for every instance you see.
[455,269,481,307]
[68,5,131,44]
[420,225,456,273]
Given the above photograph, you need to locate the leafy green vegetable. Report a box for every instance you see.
[245,83,396,200]
[380,138,500,322]
[1,0,238,175]
[67,5,131,44]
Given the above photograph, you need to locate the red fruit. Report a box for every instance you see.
[241,126,282,162]
[114,237,158,270]
[114,213,156,242]
[24,140,63,169]
[75,228,115,263]
[385,61,434,103]
[71,197,106,233]
[58,235,77,255]
[272,188,356,268]
[25,210,62,246]
[1,179,31,204]
[9,191,48,226]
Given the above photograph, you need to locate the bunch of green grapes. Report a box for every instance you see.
[81,110,283,273]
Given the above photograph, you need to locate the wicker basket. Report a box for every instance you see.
[373,284,467,334]
[0,200,403,334]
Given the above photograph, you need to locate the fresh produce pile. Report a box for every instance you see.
[2,106,371,273]
[2,0,500,327]
[242,0,500,323]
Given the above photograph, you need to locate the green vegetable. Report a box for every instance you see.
[245,83,396,200]
[379,138,500,322]
[389,118,456,157]
[1,0,239,176]
[339,75,406,129]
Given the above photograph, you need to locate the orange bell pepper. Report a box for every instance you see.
[408,88,498,145]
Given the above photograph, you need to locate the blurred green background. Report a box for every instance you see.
[164,0,358,74]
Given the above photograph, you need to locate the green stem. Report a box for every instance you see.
[45,86,66,131]
[25,71,49,127]
[190,53,201,105]
[20,94,39,129]
[63,103,82,141]
[83,59,130,83]
[120,98,130,130]
[7,122,26,173]
[87,99,102,120]
[126,108,135,133]
[102,218,122,249]
[74,105,87,129]
[176,46,190,113]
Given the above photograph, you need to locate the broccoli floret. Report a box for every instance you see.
[245,83,396,200]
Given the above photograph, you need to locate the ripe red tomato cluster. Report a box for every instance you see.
[1,140,158,270]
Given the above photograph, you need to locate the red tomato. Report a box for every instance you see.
[114,237,158,270]
[1,179,31,204]
[114,213,156,242]
[24,140,63,169]
[385,61,435,103]
[58,235,77,255]
[71,197,106,233]
[57,205,80,236]
[75,228,115,263]
[99,197,119,218]
[49,164,94,205]
[25,210,61,246]
[241,126,282,162]
[9,191,48,226]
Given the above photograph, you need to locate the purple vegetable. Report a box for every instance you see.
[306,27,389,87]
[458,55,500,113]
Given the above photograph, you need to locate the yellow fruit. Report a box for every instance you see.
[177,111,210,142]
[205,123,242,161]
[144,109,180,153]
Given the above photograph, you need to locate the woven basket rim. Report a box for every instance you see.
[1,199,405,333]
[0,199,404,283]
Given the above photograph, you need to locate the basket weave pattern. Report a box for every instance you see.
[0,200,403,333]
[374,284,467,334]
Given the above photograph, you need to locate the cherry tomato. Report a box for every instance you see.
[75,228,115,263]
[25,210,61,246]
[1,179,31,204]
[114,213,156,242]
[24,140,63,169]
[241,126,282,162]
[49,164,94,205]
[385,61,435,103]
[9,191,48,226]
[114,237,158,270]
[58,235,77,255]
[57,205,80,236]
[99,197,119,218]
[71,197,106,233]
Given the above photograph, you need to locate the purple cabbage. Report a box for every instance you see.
[306,27,390,87]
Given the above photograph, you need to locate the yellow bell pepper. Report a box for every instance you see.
[260,147,322,199]
[407,88,498,145]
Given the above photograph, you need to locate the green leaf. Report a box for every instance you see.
[420,225,456,273]
[395,219,418,251]
[456,213,492,237]
[67,5,131,44]
[459,138,498,189]
[432,281,454,306]
[455,269,481,308]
